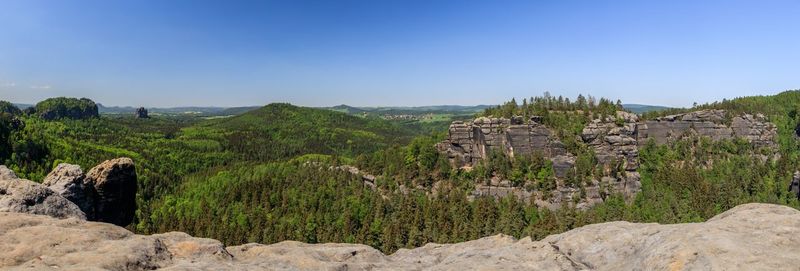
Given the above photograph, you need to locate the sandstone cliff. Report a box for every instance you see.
[1,158,137,227]
[0,203,797,270]
[438,109,777,209]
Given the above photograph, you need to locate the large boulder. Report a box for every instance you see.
[789,171,800,199]
[0,167,86,220]
[42,158,137,226]
[42,163,95,218]
[85,157,137,226]
[34,97,99,120]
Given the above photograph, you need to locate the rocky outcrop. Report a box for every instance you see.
[135,107,149,118]
[581,111,642,201]
[638,109,777,147]
[439,109,777,209]
[789,171,800,199]
[1,203,798,270]
[34,97,99,120]
[436,117,569,169]
[85,158,138,226]
[0,101,21,115]
[0,170,86,220]
[7,158,138,226]
[0,166,16,180]
[42,163,95,217]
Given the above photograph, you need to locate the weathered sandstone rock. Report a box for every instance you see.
[0,169,85,220]
[436,117,568,167]
[0,166,17,180]
[637,109,776,146]
[0,203,797,270]
[42,163,95,218]
[789,171,800,199]
[85,157,137,226]
[41,159,137,226]
[439,109,777,209]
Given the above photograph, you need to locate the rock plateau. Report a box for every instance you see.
[0,203,797,270]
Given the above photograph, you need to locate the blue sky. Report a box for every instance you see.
[1,0,799,107]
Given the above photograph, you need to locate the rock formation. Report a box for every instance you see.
[0,166,16,180]
[580,111,642,204]
[638,109,777,147]
[42,163,96,219]
[4,158,138,226]
[85,157,138,226]
[0,169,86,220]
[34,97,100,120]
[438,109,777,209]
[0,203,797,270]
[789,171,800,199]
[135,107,149,118]
[436,116,569,169]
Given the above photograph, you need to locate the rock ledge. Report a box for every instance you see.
[1,203,797,270]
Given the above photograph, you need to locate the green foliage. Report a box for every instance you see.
[203,103,415,161]
[34,97,99,120]
[0,101,21,115]
[4,93,800,255]
[481,93,622,122]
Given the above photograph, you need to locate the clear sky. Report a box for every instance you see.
[1,0,799,107]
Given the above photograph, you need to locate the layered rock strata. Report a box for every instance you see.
[638,109,777,147]
[439,109,777,209]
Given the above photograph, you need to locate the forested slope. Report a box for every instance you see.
[2,92,800,254]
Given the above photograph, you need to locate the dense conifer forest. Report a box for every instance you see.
[2,92,800,253]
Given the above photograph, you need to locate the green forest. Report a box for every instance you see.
[2,91,800,253]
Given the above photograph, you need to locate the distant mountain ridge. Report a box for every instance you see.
[321,104,493,115]
[96,104,261,116]
[622,103,673,114]
[15,102,489,117]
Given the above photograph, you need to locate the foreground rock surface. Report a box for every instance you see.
[1,203,798,270]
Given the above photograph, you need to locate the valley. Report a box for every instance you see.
[2,92,800,256]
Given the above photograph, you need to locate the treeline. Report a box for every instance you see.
[203,103,417,162]
[4,93,800,255]
[481,92,623,121]
[148,157,628,253]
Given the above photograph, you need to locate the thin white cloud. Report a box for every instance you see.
[29,85,51,89]
[0,82,16,88]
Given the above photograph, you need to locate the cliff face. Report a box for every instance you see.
[437,109,777,209]
[638,109,777,147]
[437,116,567,170]
[1,203,797,270]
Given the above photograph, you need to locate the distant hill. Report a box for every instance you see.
[327,104,368,115]
[12,103,33,109]
[361,105,493,113]
[201,103,416,161]
[622,104,674,114]
[97,104,259,116]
